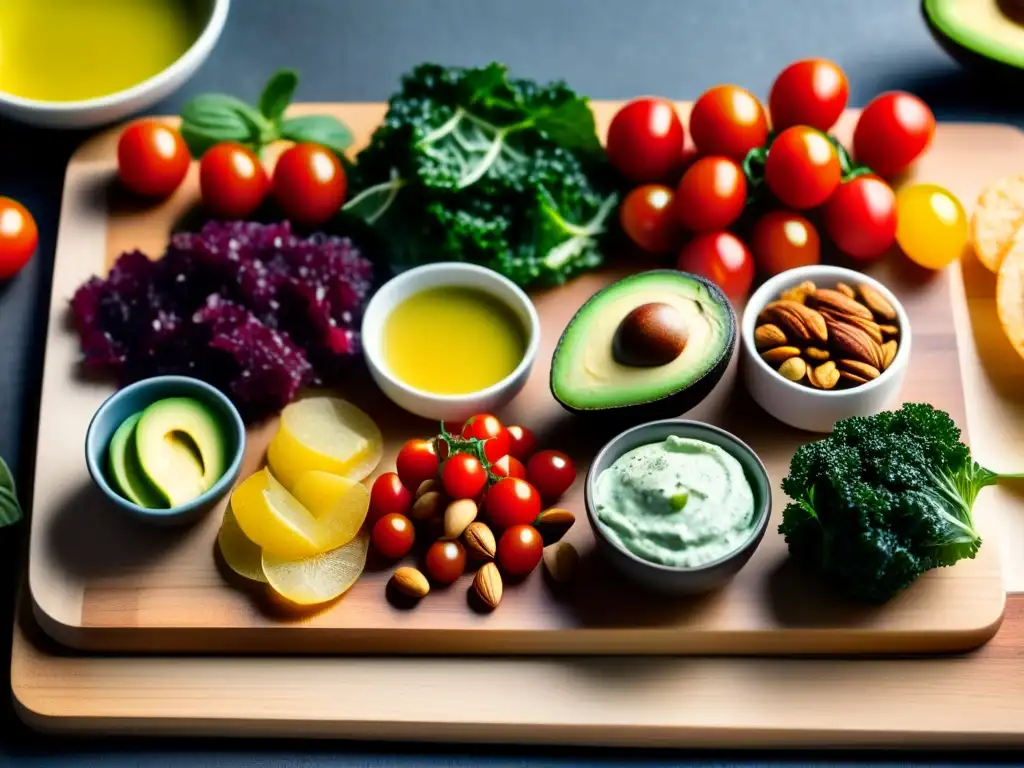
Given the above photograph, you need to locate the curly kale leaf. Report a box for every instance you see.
[779,402,1023,604]
[343,62,620,288]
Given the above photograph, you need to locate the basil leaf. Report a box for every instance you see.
[258,69,298,123]
[0,456,15,498]
[0,487,22,527]
[179,94,267,157]
[280,115,353,155]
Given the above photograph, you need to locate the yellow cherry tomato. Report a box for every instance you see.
[895,183,968,269]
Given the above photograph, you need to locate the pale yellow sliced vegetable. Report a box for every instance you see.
[972,175,1024,273]
[291,470,370,549]
[229,467,325,559]
[997,243,1024,363]
[216,505,268,583]
[262,530,369,606]
[267,396,383,489]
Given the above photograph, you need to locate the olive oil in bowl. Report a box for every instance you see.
[383,286,528,396]
[0,0,204,102]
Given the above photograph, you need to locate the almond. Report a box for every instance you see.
[836,282,856,298]
[837,359,880,380]
[410,490,444,521]
[754,323,787,350]
[805,346,829,362]
[543,541,579,584]
[822,310,882,345]
[881,339,899,370]
[472,562,502,610]
[415,479,440,500]
[808,361,839,389]
[810,288,874,321]
[391,567,430,599]
[879,324,900,339]
[857,283,897,321]
[463,521,496,562]
[780,280,817,304]
[760,345,801,365]
[778,356,807,382]
[535,508,576,544]
[825,316,878,367]
[839,370,869,386]
[443,498,477,540]
[757,300,828,344]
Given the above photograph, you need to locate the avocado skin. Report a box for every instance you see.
[922,0,1024,81]
[549,270,737,422]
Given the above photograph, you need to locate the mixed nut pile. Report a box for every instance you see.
[755,281,901,389]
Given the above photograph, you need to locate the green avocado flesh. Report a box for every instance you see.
[551,271,733,411]
[107,411,164,508]
[134,397,227,507]
[924,0,1024,69]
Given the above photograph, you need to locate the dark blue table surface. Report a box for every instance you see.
[3,0,1024,763]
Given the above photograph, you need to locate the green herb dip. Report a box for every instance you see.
[593,435,757,568]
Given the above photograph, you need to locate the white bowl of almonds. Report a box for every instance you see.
[740,265,911,433]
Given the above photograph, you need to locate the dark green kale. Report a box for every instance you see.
[779,402,1023,604]
[343,62,622,288]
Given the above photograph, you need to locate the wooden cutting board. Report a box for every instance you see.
[24,103,1009,655]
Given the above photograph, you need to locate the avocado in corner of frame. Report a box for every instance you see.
[923,0,1024,76]
[134,397,228,507]
[107,410,165,508]
[549,270,736,420]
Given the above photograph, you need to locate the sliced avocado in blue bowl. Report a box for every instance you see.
[550,270,737,422]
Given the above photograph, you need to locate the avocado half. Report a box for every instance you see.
[923,0,1024,78]
[550,270,736,421]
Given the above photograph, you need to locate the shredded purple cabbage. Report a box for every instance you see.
[70,221,375,423]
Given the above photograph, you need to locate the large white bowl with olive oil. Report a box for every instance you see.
[0,0,229,129]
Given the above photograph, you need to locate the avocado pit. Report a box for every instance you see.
[612,302,689,367]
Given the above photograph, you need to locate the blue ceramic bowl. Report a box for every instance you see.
[85,375,246,525]
[585,419,772,595]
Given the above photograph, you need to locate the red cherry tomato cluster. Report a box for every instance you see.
[369,414,576,591]
[115,119,347,227]
[606,59,936,300]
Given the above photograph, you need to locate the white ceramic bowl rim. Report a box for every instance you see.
[741,265,911,399]
[361,262,542,405]
[0,0,230,111]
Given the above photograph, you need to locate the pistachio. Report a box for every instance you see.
[754,323,787,350]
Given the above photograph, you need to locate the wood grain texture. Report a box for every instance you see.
[24,104,1011,656]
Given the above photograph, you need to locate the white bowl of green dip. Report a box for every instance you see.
[585,419,771,595]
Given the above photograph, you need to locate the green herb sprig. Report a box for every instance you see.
[179,70,353,159]
[0,456,22,527]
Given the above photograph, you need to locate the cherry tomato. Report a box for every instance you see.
[395,439,440,491]
[895,183,968,270]
[689,85,768,162]
[371,513,415,559]
[485,477,542,529]
[424,540,466,585]
[492,454,527,481]
[271,142,346,226]
[674,156,747,232]
[822,175,898,261]
[0,197,38,279]
[199,142,268,219]
[605,98,685,183]
[749,211,820,277]
[505,426,536,461]
[369,472,412,525]
[619,184,680,253]
[764,126,841,210]
[497,525,543,577]
[768,59,849,132]
[526,450,576,500]
[676,231,755,301]
[461,414,510,463]
[853,92,935,178]
[116,120,190,198]
[441,453,488,500]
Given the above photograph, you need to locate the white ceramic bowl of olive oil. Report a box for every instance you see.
[0,0,229,129]
[361,263,541,424]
